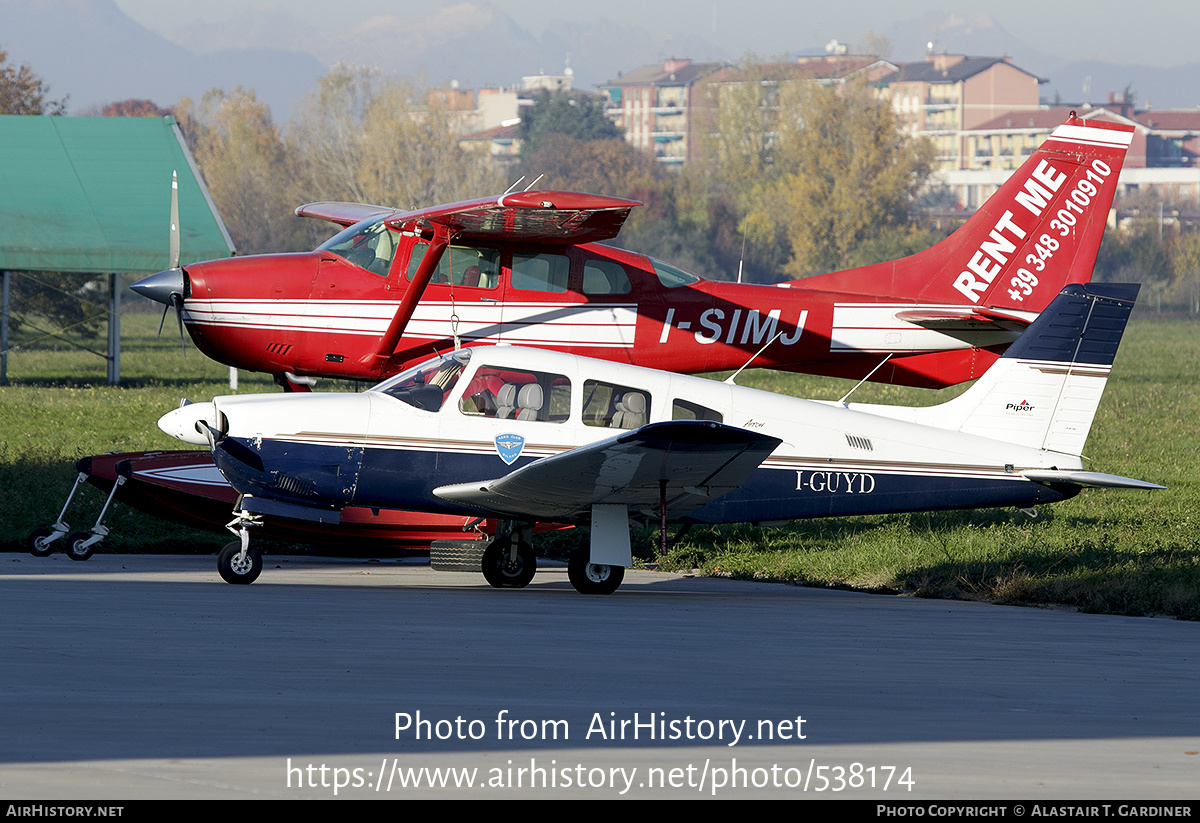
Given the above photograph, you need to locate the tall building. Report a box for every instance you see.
[877,54,1044,170]
[598,59,724,166]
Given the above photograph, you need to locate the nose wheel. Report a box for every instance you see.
[219,510,264,584]
[217,539,263,584]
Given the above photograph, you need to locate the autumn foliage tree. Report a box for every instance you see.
[176,88,300,255]
[743,79,934,277]
[289,65,499,216]
[100,99,171,118]
[0,44,64,114]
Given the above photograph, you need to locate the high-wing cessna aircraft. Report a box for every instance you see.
[134,116,1134,391]
[160,283,1160,592]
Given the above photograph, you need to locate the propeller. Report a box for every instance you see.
[131,170,187,352]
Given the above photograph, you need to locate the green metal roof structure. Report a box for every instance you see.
[0,115,235,272]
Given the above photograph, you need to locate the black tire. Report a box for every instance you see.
[65,531,94,561]
[429,539,487,572]
[568,547,624,595]
[217,539,263,585]
[28,527,56,558]
[481,536,536,589]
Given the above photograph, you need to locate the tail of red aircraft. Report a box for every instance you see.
[795,115,1135,313]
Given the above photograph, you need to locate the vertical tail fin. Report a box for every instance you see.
[799,116,1135,313]
[922,283,1139,454]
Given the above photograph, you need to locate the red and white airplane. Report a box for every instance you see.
[132,115,1135,392]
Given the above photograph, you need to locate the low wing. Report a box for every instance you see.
[1021,470,1165,491]
[385,190,642,245]
[433,421,781,520]
[295,202,398,227]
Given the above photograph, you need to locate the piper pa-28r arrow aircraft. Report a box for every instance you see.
[161,283,1161,592]
[134,116,1134,392]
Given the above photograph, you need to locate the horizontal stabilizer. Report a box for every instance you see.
[1021,470,1165,490]
[434,421,781,520]
[893,307,1032,333]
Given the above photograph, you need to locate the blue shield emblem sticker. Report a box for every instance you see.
[494,433,525,465]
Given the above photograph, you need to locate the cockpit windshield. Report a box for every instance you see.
[370,350,471,411]
[317,216,398,276]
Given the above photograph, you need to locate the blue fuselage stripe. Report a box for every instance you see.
[216,438,1074,523]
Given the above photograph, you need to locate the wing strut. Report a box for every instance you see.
[364,223,452,371]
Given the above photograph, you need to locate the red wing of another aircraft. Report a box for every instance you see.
[62,450,567,553]
[133,115,1135,390]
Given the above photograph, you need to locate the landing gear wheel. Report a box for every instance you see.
[218,539,262,585]
[65,531,94,561]
[28,528,56,558]
[568,548,624,595]
[481,536,536,589]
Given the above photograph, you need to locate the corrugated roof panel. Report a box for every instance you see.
[0,115,234,273]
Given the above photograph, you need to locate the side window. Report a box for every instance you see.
[512,252,569,293]
[583,380,651,430]
[407,244,500,289]
[460,367,571,423]
[672,399,722,423]
[582,259,632,295]
[650,257,702,288]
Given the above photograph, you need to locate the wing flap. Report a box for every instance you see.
[434,421,781,520]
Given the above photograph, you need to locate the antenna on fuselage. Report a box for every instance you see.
[523,174,544,191]
[837,354,894,405]
[502,176,525,195]
[736,231,746,284]
[724,329,785,385]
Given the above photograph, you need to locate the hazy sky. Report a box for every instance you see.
[114,0,1200,68]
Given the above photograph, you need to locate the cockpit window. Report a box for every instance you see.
[407,243,500,289]
[650,257,702,288]
[371,350,471,412]
[318,216,398,276]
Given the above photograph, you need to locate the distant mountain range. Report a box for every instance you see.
[3,0,1197,124]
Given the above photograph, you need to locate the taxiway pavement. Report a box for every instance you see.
[1,554,1195,799]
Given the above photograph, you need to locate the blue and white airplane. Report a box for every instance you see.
[160,283,1161,593]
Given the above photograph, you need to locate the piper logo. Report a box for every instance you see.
[1005,399,1035,412]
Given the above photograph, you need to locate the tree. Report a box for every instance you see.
[522,134,659,199]
[1166,233,1200,314]
[0,44,65,114]
[744,79,933,277]
[289,65,498,222]
[100,99,171,118]
[518,89,622,163]
[176,88,300,254]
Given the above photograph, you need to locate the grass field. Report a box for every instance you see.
[2,310,1197,617]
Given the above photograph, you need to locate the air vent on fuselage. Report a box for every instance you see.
[845,434,873,451]
[272,472,316,497]
[266,343,292,356]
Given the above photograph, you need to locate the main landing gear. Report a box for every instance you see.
[480,523,536,589]
[567,547,624,595]
[477,520,626,595]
